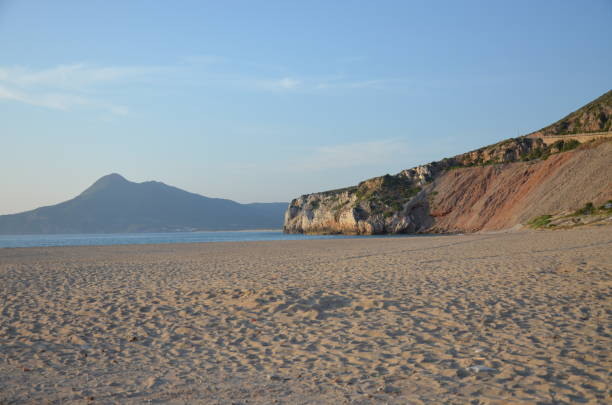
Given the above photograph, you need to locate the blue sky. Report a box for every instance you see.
[1,0,611,214]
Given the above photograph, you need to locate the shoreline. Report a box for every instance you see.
[0,230,434,250]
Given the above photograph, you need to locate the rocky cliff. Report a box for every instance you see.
[284,91,612,235]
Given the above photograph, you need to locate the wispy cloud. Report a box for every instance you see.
[254,77,302,91]
[0,63,166,88]
[181,53,404,93]
[293,139,411,171]
[0,63,165,114]
[241,76,407,93]
[0,57,405,113]
[0,84,129,114]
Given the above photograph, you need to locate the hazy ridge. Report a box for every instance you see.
[0,174,287,234]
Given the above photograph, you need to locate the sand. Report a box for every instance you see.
[0,226,610,404]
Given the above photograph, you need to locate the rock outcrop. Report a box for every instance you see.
[284,90,612,235]
[284,175,431,235]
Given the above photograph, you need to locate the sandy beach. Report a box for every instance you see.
[0,226,610,404]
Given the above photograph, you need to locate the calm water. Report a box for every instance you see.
[0,230,410,248]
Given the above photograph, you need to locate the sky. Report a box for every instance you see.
[1,0,611,214]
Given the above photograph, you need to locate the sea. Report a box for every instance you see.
[0,230,411,249]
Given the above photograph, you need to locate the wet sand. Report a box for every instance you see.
[0,226,610,404]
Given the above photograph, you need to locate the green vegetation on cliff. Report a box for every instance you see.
[528,201,612,230]
[355,175,420,204]
[528,215,553,228]
[528,89,612,136]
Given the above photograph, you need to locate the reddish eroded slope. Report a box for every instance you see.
[429,140,612,232]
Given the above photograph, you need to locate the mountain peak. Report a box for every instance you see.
[79,173,130,197]
[98,173,128,183]
[91,173,130,188]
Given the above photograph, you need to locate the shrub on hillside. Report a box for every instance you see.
[552,139,581,153]
[528,214,552,228]
[574,202,594,216]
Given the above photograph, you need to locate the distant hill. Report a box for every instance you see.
[528,89,612,136]
[0,174,287,234]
